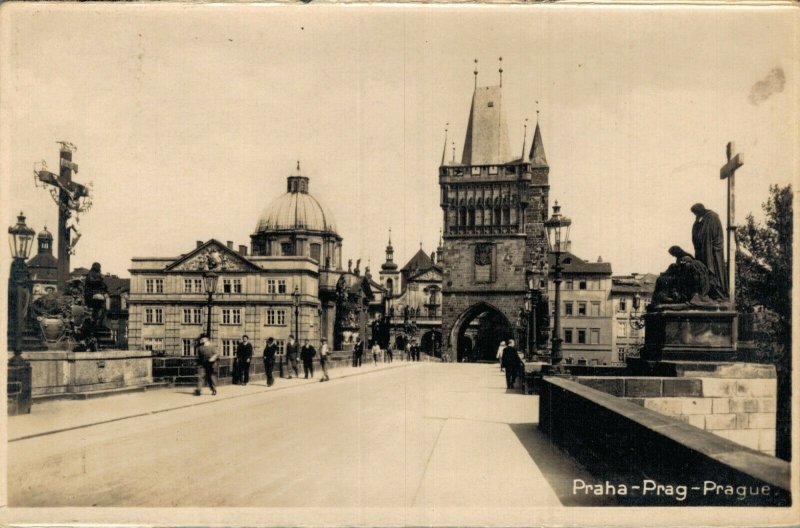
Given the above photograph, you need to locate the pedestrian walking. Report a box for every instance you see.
[404,341,411,361]
[285,335,300,378]
[353,337,364,367]
[496,340,506,371]
[194,335,218,396]
[263,337,278,387]
[501,339,521,389]
[301,339,317,378]
[386,344,393,363]
[371,341,381,365]
[235,335,253,385]
[319,337,331,382]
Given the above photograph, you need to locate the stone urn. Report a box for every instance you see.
[38,316,67,343]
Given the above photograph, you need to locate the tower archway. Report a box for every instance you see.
[450,302,514,362]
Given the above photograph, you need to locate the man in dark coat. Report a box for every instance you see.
[300,339,317,378]
[263,337,278,386]
[353,337,364,367]
[285,334,300,378]
[195,335,218,396]
[691,204,728,299]
[235,335,253,385]
[501,339,522,389]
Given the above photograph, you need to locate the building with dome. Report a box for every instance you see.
[128,165,380,357]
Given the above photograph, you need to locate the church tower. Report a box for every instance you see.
[379,229,400,297]
[439,63,550,361]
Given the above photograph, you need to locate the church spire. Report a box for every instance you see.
[381,228,397,271]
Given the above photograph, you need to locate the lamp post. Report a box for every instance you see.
[293,285,301,341]
[203,271,218,339]
[544,201,571,366]
[8,212,36,362]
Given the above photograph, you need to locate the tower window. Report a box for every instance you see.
[487,101,494,107]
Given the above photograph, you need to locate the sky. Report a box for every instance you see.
[1,3,797,279]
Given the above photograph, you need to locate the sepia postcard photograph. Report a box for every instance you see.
[1,1,798,527]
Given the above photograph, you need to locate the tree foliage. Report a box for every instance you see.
[736,184,792,367]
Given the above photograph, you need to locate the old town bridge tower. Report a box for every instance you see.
[439,73,550,361]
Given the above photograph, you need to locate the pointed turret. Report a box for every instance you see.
[440,125,449,167]
[529,122,548,167]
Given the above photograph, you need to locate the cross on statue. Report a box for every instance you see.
[34,142,92,292]
[719,141,744,307]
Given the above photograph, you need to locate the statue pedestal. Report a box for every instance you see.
[643,309,738,361]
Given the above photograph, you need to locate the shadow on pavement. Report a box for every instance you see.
[509,423,619,506]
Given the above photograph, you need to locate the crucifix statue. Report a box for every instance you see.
[719,141,744,307]
[34,142,93,292]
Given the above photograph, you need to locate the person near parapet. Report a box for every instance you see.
[195,335,218,396]
[300,339,317,379]
[353,337,364,367]
[319,337,331,382]
[235,335,253,385]
[496,340,507,372]
[285,334,300,378]
[263,337,278,387]
[501,339,521,389]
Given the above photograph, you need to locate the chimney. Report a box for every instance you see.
[239,245,248,256]
[196,240,204,249]
[226,241,233,249]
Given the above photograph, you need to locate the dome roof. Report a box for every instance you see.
[254,172,338,235]
[38,226,53,241]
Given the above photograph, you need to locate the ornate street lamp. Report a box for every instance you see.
[544,201,571,366]
[292,285,301,341]
[203,271,218,339]
[8,212,36,360]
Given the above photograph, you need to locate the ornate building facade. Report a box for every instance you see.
[128,166,377,356]
[379,235,443,354]
[439,75,551,361]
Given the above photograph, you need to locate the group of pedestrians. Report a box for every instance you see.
[194,333,334,396]
[350,338,423,367]
[497,339,525,389]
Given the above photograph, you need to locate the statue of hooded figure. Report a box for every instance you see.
[690,203,728,300]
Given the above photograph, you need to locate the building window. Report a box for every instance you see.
[310,243,321,262]
[267,279,276,294]
[579,279,587,290]
[145,307,164,324]
[182,339,194,357]
[184,279,193,293]
[619,299,627,312]
[183,308,202,325]
[471,166,480,175]
[565,279,573,290]
[539,279,546,289]
[590,328,600,345]
[577,329,586,344]
[222,308,241,325]
[617,321,628,337]
[488,165,498,174]
[618,348,626,362]
[578,302,587,316]
[145,279,154,293]
[564,328,573,344]
[278,279,287,294]
[266,308,287,326]
[143,338,165,352]
[281,242,295,256]
[222,339,235,357]
[564,302,573,316]
[223,278,242,294]
[591,302,600,317]
[274,339,286,354]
